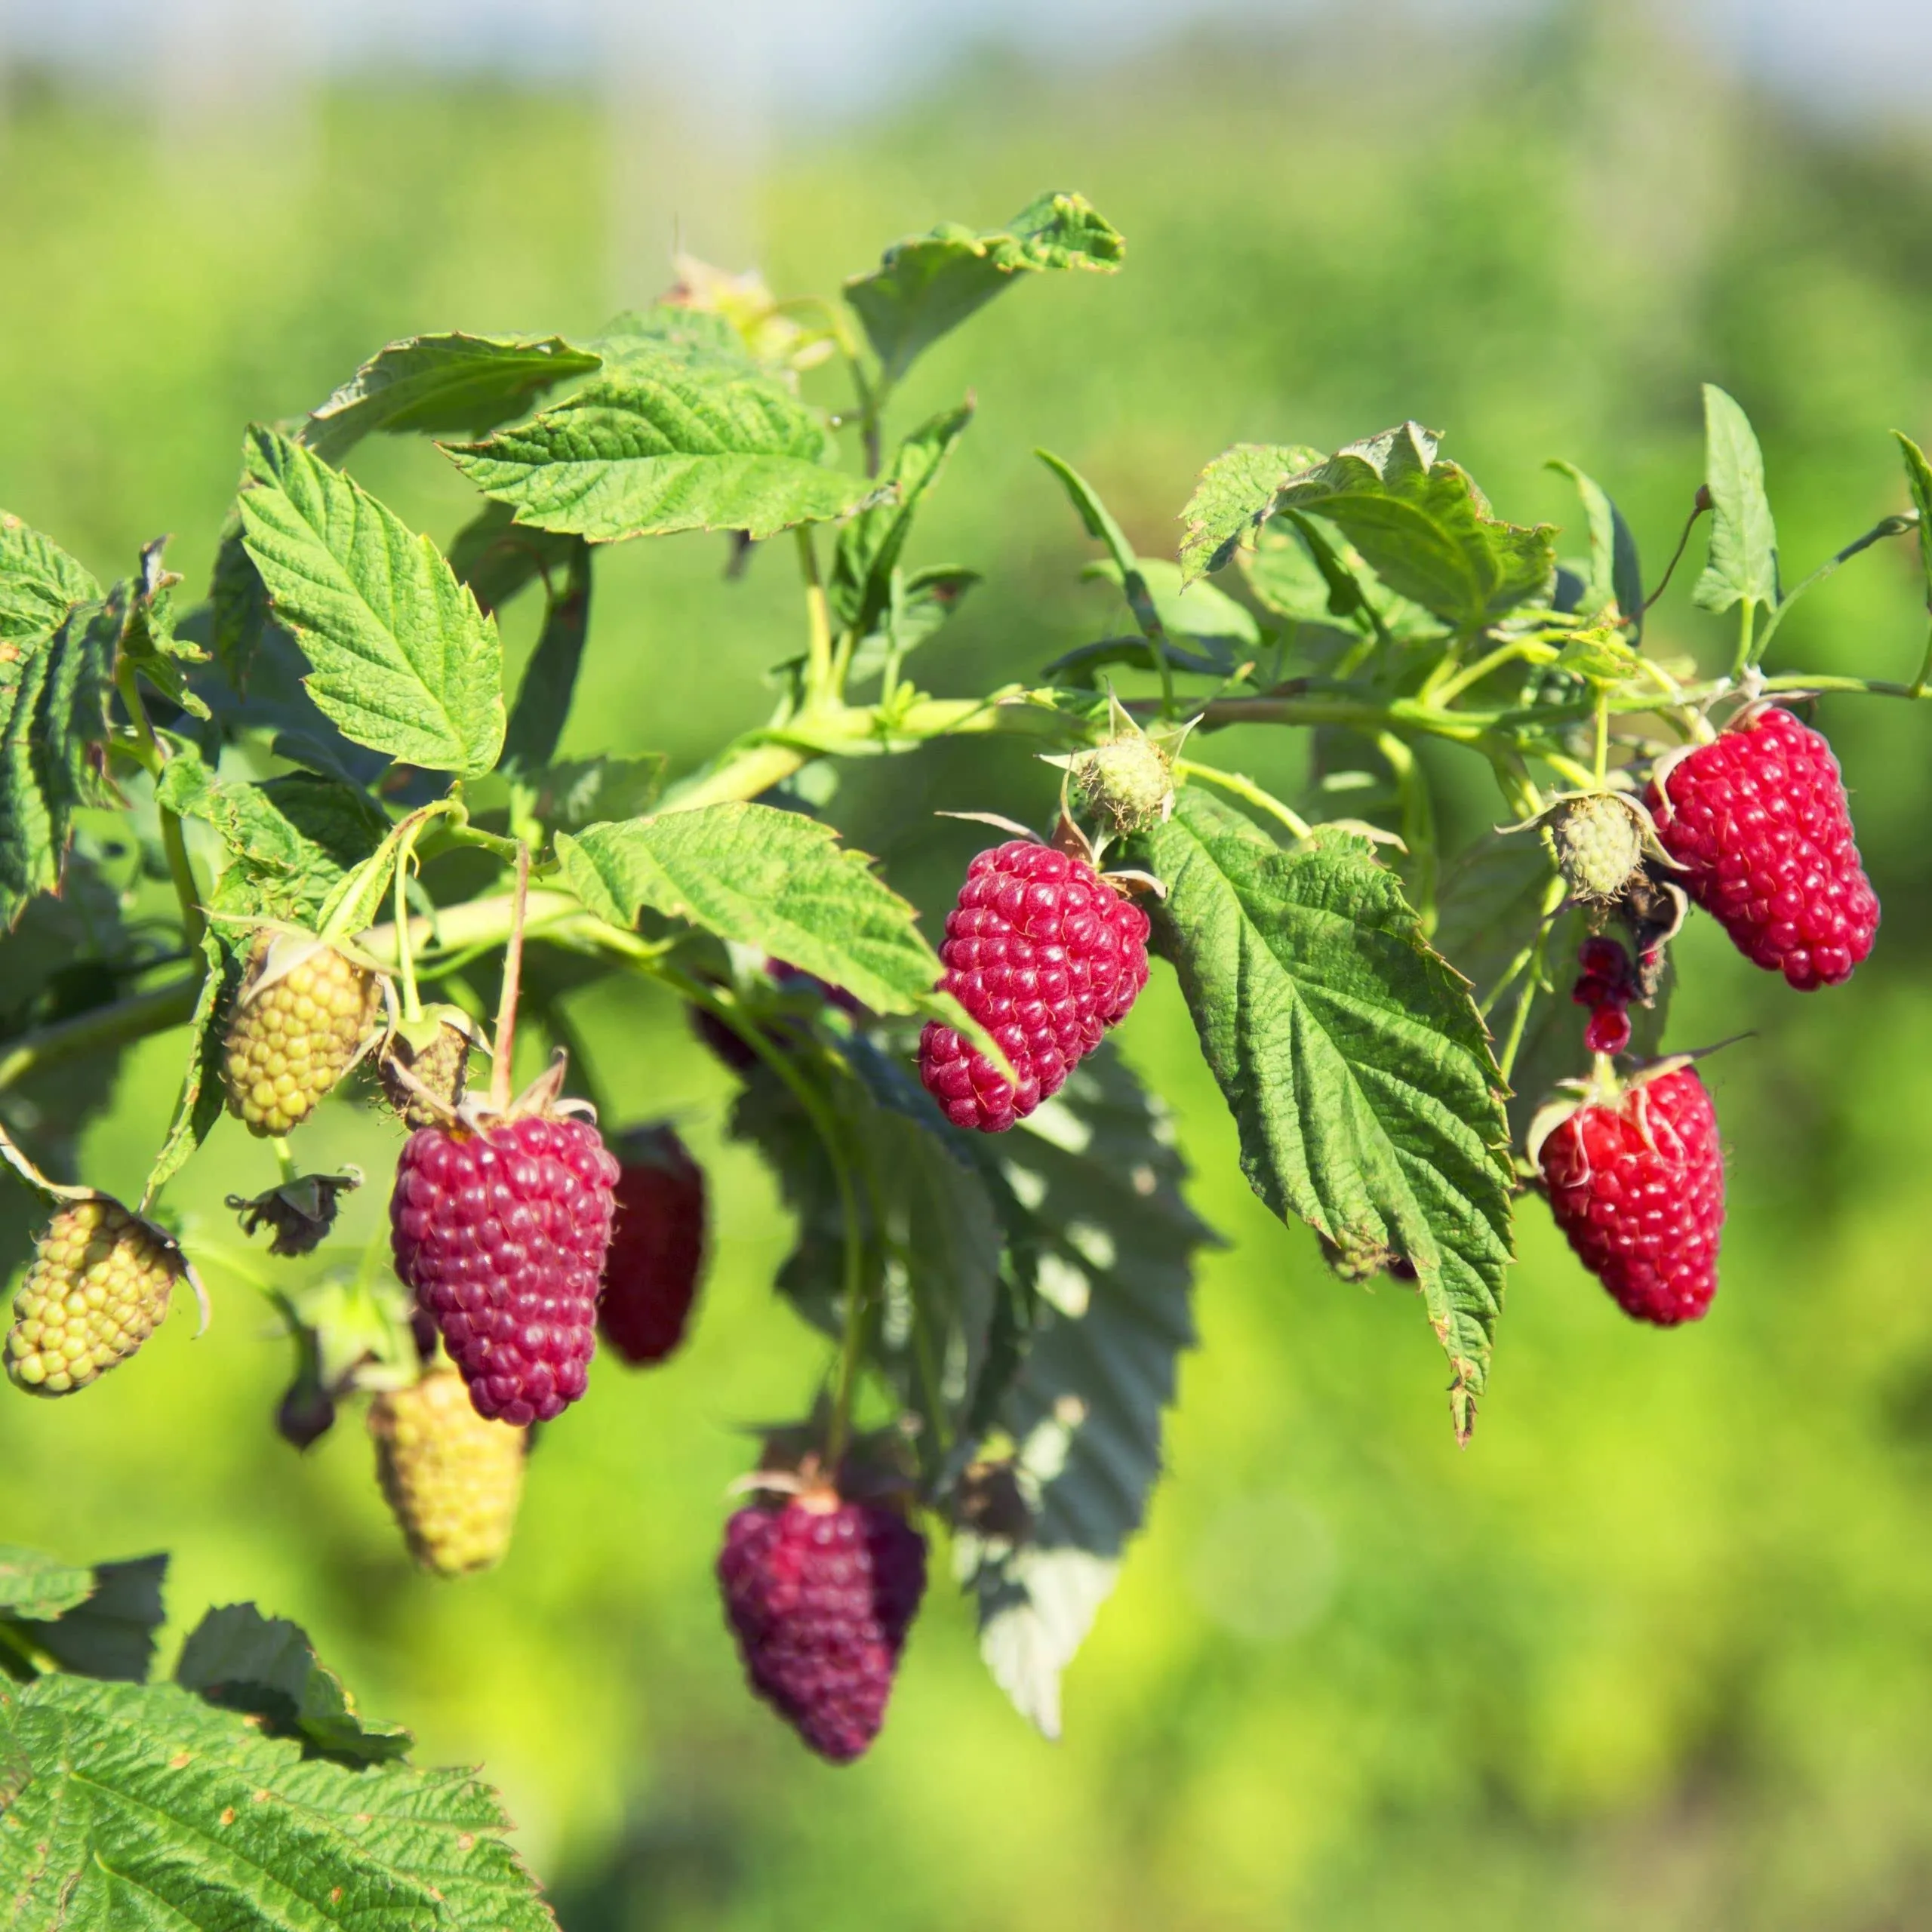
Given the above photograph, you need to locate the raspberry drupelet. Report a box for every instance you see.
[1537,1064,1726,1326]
[391,1112,619,1426]
[918,839,1150,1133]
[1646,705,1878,989]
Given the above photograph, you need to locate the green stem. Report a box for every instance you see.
[638,954,871,1469]
[1375,733,1438,933]
[1175,759,1312,838]
[1912,617,1932,701]
[270,1136,299,1186]
[392,823,425,1024]
[115,660,205,949]
[1752,512,1917,666]
[797,528,835,704]
[1497,874,1567,1087]
[0,978,198,1094]
[1430,637,1543,705]
[1730,598,1756,681]
[1592,692,1610,788]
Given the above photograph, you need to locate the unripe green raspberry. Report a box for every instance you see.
[368,1367,527,1577]
[6,1198,183,1395]
[1545,792,1649,906]
[223,933,383,1137]
[1072,734,1174,835]
[379,1008,473,1128]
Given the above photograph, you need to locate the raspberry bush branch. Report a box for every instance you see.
[0,192,1927,1790]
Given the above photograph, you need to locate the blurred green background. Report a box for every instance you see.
[8,7,1932,1926]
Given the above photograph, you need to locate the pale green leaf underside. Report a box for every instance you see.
[1139,790,1512,1439]
[302,331,601,464]
[844,190,1124,383]
[1272,422,1556,629]
[958,1046,1211,1737]
[1177,442,1324,583]
[558,804,940,1014]
[445,373,869,543]
[238,425,506,776]
[0,1675,553,1931]
[1694,383,1780,614]
[0,1548,96,1623]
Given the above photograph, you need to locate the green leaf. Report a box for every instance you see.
[157,743,388,924]
[0,1674,554,1930]
[1137,791,1512,1440]
[1243,516,1447,647]
[499,538,592,773]
[586,305,764,380]
[1177,442,1323,583]
[846,566,980,685]
[7,1555,168,1683]
[0,513,100,644]
[829,401,974,635]
[1082,556,1260,649]
[844,191,1124,384]
[1547,460,1644,634]
[0,593,120,931]
[557,804,940,1016]
[142,927,244,1204]
[513,754,666,834]
[1692,383,1780,615]
[175,1604,411,1764]
[1273,423,1556,629]
[0,1550,96,1624]
[238,425,506,776]
[207,508,278,692]
[1894,430,1932,612]
[448,500,580,615]
[955,1045,1214,1738]
[302,331,601,465]
[445,368,870,544]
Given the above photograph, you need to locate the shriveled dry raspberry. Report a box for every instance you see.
[1647,705,1878,989]
[717,1487,927,1763]
[1537,1064,1725,1325]
[599,1125,708,1366]
[918,840,1149,1134]
[6,1197,184,1395]
[368,1367,527,1576]
[391,1112,618,1426]
[223,932,383,1137]
[1583,1005,1632,1056]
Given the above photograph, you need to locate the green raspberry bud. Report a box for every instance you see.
[369,1367,527,1577]
[6,1197,184,1395]
[222,932,383,1138]
[1544,792,1650,906]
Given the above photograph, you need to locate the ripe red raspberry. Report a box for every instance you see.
[390,1112,618,1426]
[599,1125,708,1365]
[918,840,1149,1133]
[717,1488,927,1763]
[1537,1064,1725,1325]
[1646,706,1878,989]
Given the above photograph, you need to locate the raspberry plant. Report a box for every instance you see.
[4,185,1932,1902]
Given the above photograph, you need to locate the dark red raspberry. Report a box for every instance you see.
[599,1125,708,1366]
[717,1491,927,1763]
[918,840,1149,1133]
[1583,1005,1632,1056]
[1537,1064,1725,1325]
[390,1113,619,1425]
[1646,706,1878,989]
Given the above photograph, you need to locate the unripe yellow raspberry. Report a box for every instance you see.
[368,1367,527,1577]
[222,932,383,1137]
[6,1197,184,1395]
